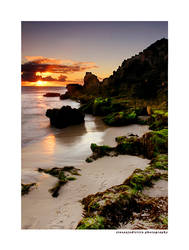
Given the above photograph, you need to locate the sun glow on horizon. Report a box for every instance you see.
[36,80,47,86]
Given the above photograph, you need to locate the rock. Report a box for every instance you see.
[148,109,168,130]
[46,105,85,128]
[60,91,71,100]
[77,158,165,229]
[43,92,60,97]
[21,183,36,195]
[83,72,100,95]
[65,84,84,99]
[103,110,137,126]
[38,166,80,197]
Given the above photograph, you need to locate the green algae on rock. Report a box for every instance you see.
[141,129,168,158]
[103,110,137,126]
[77,154,168,229]
[38,166,81,197]
[77,216,106,229]
[150,154,168,170]
[148,109,168,130]
[86,129,168,162]
[21,183,37,196]
[115,135,141,155]
[80,97,129,116]
[121,196,168,230]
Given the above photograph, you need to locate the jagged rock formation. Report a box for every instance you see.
[63,38,168,102]
[106,38,168,99]
[83,72,101,94]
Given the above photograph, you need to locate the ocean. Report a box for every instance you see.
[21,86,151,229]
[21,86,107,182]
[21,86,80,147]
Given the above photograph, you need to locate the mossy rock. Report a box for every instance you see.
[80,97,129,116]
[77,156,166,229]
[103,110,137,126]
[149,109,168,130]
[21,183,36,196]
[123,168,161,191]
[38,166,80,197]
[141,129,168,158]
[115,136,141,155]
[150,154,168,170]
[90,143,112,155]
[77,216,106,229]
[86,143,115,162]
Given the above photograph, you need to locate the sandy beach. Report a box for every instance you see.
[22,124,150,229]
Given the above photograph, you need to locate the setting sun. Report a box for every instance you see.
[36,80,46,86]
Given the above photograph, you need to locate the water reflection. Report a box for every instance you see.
[54,123,87,146]
[41,134,56,155]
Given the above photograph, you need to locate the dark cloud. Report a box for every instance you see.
[21,57,98,82]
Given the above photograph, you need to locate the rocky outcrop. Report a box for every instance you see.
[46,105,85,128]
[86,128,168,162]
[104,38,168,100]
[43,93,60,97]
[64,38,168,103]
[83,72,101,94]
[60,91,71,100]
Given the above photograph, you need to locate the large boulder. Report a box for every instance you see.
[46,105,85,128]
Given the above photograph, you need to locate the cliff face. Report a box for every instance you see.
[66,38,168,101]
[104,38,168,99]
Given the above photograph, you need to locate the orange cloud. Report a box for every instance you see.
[25,56,63,65]
[21,56,98,83]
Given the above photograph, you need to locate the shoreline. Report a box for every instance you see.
[22,124,150,229]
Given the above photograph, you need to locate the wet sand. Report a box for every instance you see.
[22,123,150,229]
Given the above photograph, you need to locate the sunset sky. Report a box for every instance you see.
[21,21,168,86]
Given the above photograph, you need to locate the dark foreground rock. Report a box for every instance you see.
[46,105,85,128]
[43,92,60,97]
